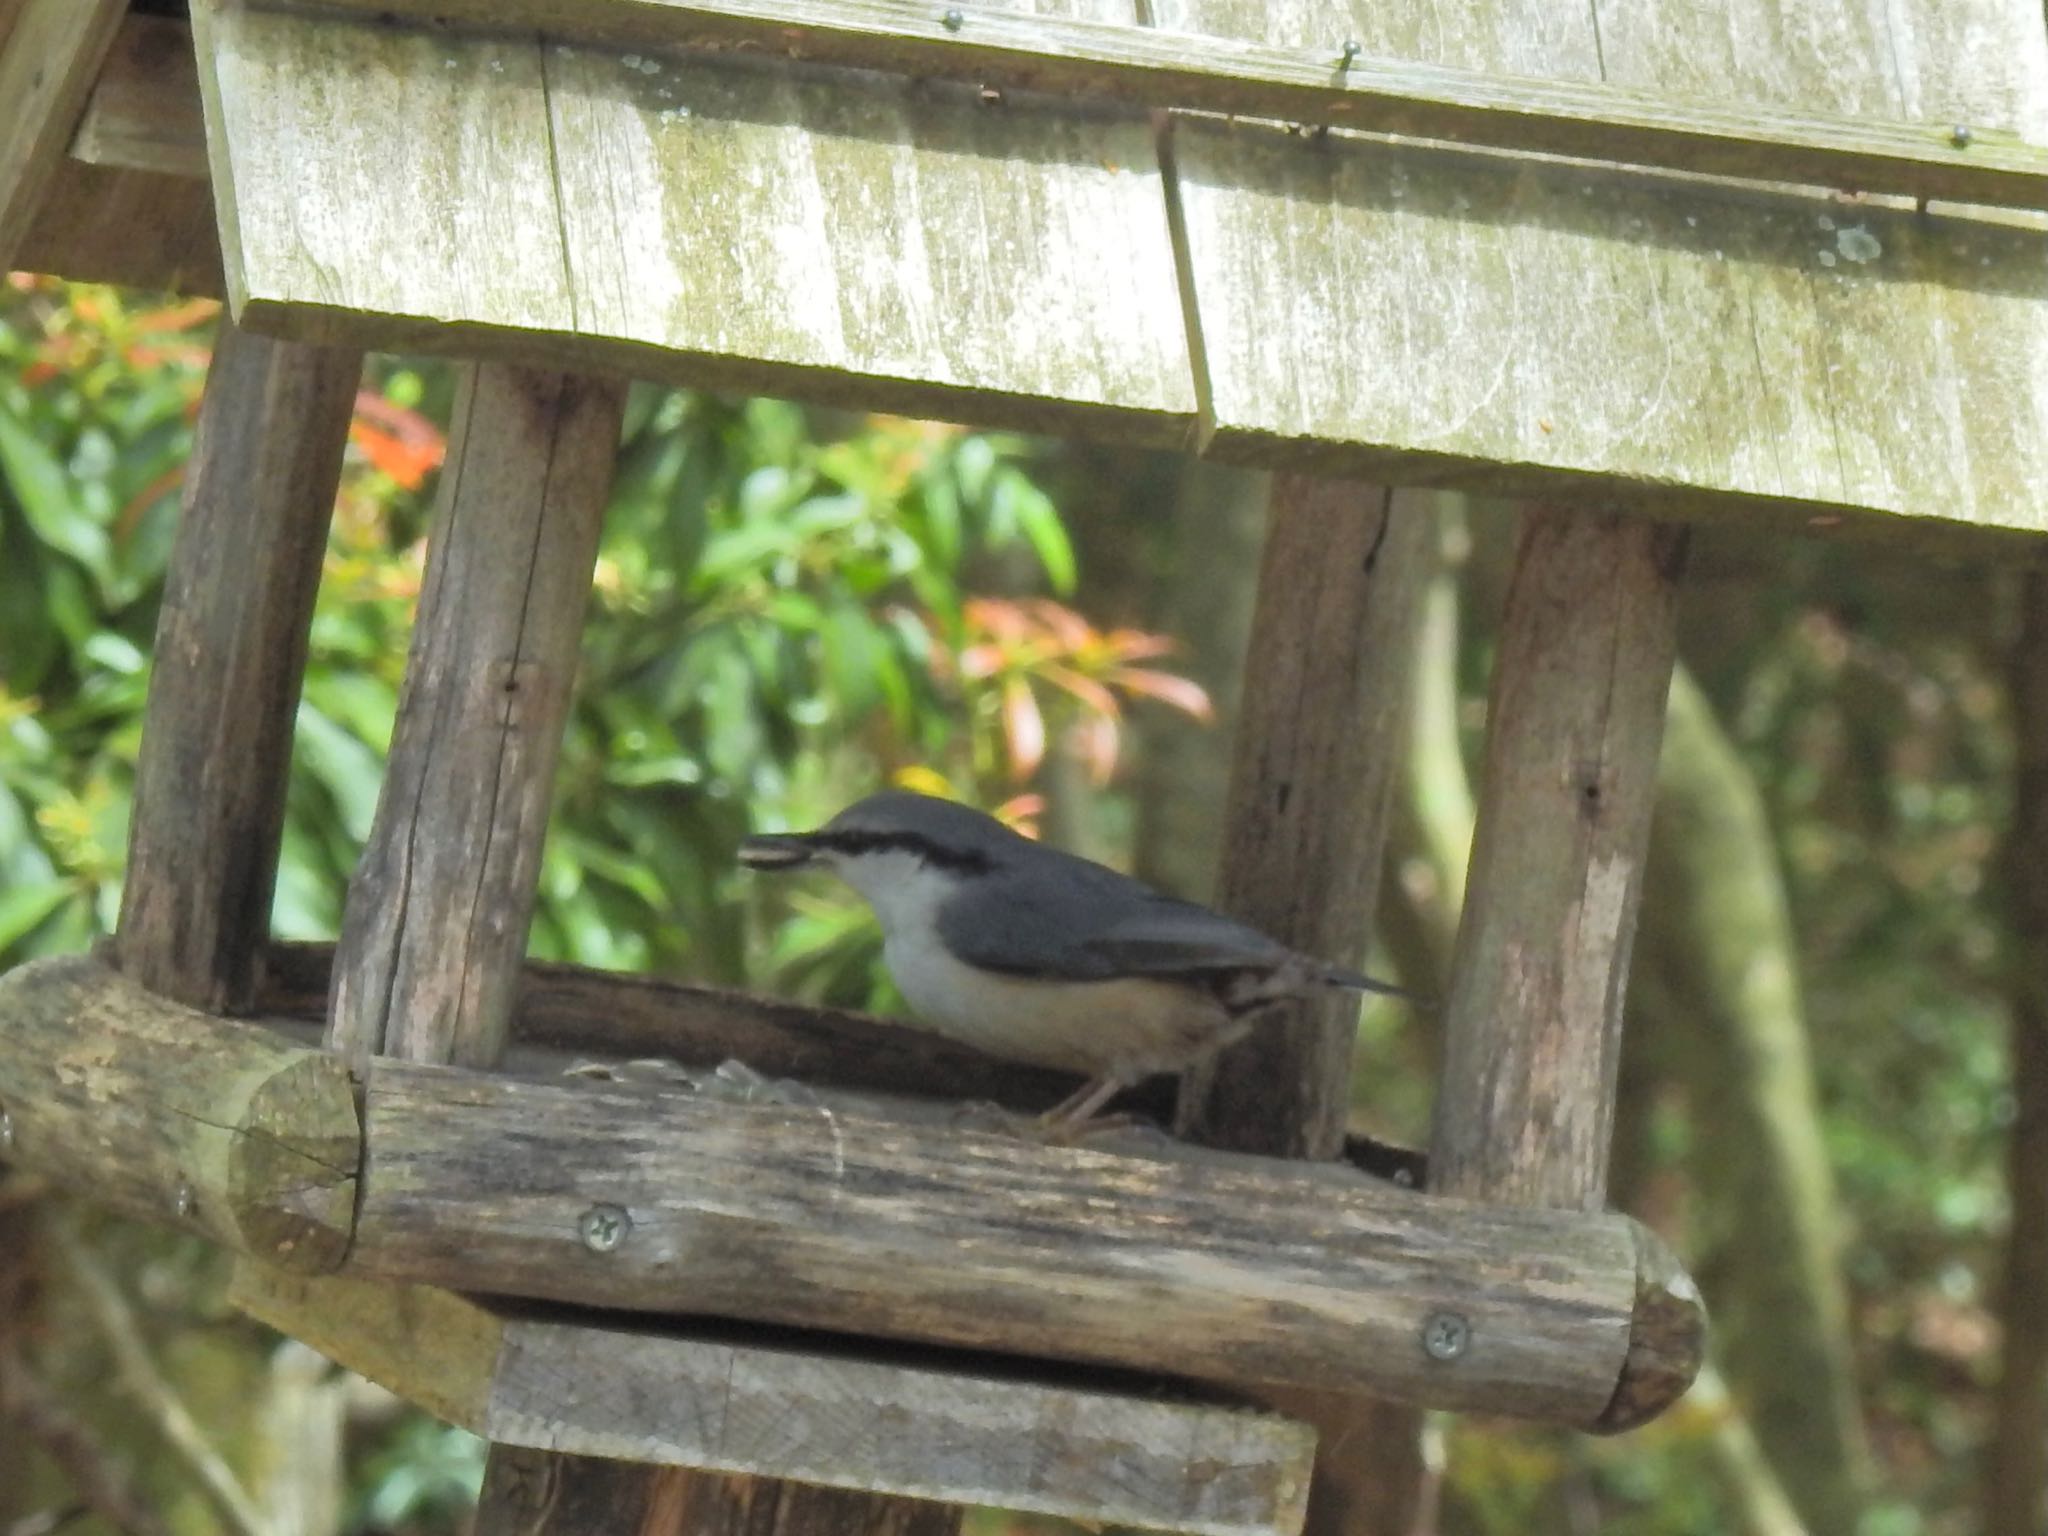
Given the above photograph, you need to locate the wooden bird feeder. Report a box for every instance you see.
[3,0,2044,1527]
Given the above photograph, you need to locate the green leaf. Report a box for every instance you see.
[293,701,386,842]
[0,880,72,953]
[0,404,111,583]
[998,469,1076,593]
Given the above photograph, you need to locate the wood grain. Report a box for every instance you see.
[1172,475,1435,1536]
[190,2,578,340]
[0,0,125,268]
[264,0,2048,208]
[114,318,359,1013]
[347,1054,1660,1423]
[0,955,358,1271]
[1430,510,1687,1211]
[260,939,1428,1180]
[327,365,625,1068]
[189,0,1194,442]
[233,1264,1318,1536]
[13,158,222,295]
[1177,479,1432,1158]
[1162,0,2048,540]
[69,12,205,178]
[0,950,1698,1426]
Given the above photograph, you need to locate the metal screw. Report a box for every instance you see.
[1950,124,1973,148]
[1421,1311,1470,1362]
[942,7,965,29]
[0,1108,14,1153]
[1338,38,1361,70]
[173,1183,195,1220]
[579,1203,631,1252]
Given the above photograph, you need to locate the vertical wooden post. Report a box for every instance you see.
[326,365,623,1069]
[1431,507,1688,1212]
[114,321,360,1011]
[329,364,961,1536]
[322,362,628,1532]
[1176,474,1434,1536]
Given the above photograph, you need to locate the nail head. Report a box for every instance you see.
[942,8,965,29]
[1422,1311,1470,1361]
[579,1203,631,1252]
[1950,124,1973,148]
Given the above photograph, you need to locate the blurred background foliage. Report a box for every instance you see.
[1,273,2043,1536]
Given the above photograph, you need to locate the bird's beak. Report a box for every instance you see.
[738,833,820,871]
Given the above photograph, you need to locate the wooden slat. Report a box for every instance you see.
[13,156,222,295]
[188,0,1196,443]
[233,1265,1318,1536]
[69,12,207,178]
[327,365,625,1067]
[0,0,125,268]
[1162,0,2048,540]
[1174,476,1435,1536]
[270,0,2048,210]
[115,319,360,1013]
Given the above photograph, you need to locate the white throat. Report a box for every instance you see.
[829,849,968,939]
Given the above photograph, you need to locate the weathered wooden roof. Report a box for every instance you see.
[12,0,2048,538]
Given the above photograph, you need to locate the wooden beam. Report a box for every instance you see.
[326,365,626,1067]
[231,1264,1318,1536]
[0,955,358,1270]
[69,12,207,178]
[13,158,221,294]
[114,319,360,1013]
[0,950,1700,1428]
[274,0,2048,209]
[0,0,125,269]
[259,940,1432,1185]
[347,1051,1683,1425]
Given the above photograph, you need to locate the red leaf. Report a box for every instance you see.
[1002,676,1046,780]
[1108,667,1214,721]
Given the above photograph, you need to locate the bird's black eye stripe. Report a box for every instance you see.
[810,829,991,875]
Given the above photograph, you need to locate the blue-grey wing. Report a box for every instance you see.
[934,850,1289,981]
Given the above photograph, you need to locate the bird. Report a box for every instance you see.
[740,789,1411,1136]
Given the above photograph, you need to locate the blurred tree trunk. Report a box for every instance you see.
[1985,571,2048,1536]
[1377,512,1471,999]
[1130,459,1269,899]
[1640,665,1872,1536]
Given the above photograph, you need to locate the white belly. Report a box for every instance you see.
[883,924,1224,1080]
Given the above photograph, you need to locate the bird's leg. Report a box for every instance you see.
[1036,1073,1133,1142]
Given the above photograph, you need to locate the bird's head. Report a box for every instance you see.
[739,790,1016,906]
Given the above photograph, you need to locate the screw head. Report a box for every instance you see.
[942,7,965,29]
[173,1183,195,1220]
[1422,1311,1470,1362]
[1950,123,1973,148]
[0,1108,13,1154]
[579,1203,631,1253]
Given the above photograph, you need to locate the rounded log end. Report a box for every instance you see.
[230,1051,361,1273]
[1591,1219,1707,1435]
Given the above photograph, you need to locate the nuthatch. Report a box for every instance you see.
[741,790,1409,1134]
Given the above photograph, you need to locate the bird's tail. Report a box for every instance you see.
[1320,960,1428,1006]
[1223,955,1428,1013]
